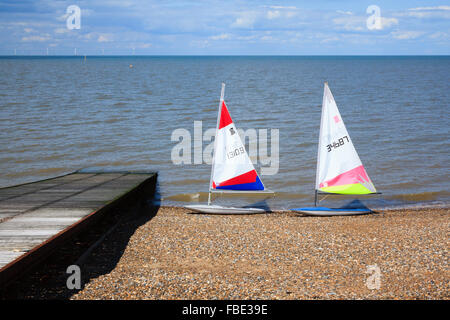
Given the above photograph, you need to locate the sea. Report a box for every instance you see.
[0,56,449,210]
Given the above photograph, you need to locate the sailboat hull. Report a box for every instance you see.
[291,207,372,216]
[185,204,266,215]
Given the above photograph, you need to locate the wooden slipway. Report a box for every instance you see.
[0,171,157,287]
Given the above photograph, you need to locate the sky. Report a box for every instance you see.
[0,0,449,55]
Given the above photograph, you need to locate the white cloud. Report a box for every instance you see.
[428,32,448,40]
[267,10,281,20]
[138,43,151,48]
[321,36,340,43]
[236,35,258,41]
[1,2,448,55]
[402,6,450,18]
[409,6,450,11]
[98,34,113,42]
[267,6,297,10]
[334,15,398,31]
[21,35,51,42]
[83,33,96,40]
[231,7,298,29]
[266,7,297,20]
[391,31,424,40]
[81,9,94,17]
[190,39,210,48]
[231,12,257,28]
[54,28,69,34]
[285,11,297,19]
[332,16,365,31]
[336,10,353,15]
[260,35,274,41]
[379,17,399,29]
[210,33,232,40]
[56,14,67,22]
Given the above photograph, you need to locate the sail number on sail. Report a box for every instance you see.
[326,135,350,152]
[226,146,245,159]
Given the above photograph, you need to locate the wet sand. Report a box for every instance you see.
[72,206,449,300]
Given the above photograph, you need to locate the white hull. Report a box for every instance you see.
[291,207,372,216]
[184,204,266,215]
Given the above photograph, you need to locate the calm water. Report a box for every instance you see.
[0,56,449,210]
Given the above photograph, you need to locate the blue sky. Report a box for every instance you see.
[0,0,449,55]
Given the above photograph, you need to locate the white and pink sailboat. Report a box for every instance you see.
[292,82,379,216]
[185,83,273,214]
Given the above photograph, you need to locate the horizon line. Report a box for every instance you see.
[1,54,449,57]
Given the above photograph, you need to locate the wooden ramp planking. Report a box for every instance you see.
[0,171,157,287]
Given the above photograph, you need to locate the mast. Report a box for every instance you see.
[208,83,225,205]
[314,81,327,206]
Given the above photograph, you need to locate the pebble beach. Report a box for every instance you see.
[70,206,449,300]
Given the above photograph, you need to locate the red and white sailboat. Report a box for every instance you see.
[185,83,273,214]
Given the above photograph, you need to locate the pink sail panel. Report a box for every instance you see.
[319,165,371,189]
[315,82,377,195]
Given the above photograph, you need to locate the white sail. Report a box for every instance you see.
[315,82,376,194]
